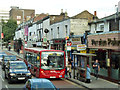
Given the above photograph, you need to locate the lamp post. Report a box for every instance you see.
[0,25,2,49]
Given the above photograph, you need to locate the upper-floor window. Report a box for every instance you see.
[51,28,53,39]
[57,27,59,38]
[17,16,21,19]
[100,25,104,31]
[26,16,31,20]
[17,21,21,24]
[29,32,32,36]
[65,25,68,36]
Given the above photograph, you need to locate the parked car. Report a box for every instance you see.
[24,78,59,90]
[4,61,31,84]
[2,55,16,70]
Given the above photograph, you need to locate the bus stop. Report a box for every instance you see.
[72,53,96,82]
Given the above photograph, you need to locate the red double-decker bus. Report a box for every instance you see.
[24,48,65,78]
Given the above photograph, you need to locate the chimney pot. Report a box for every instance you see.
[94,11,97,16]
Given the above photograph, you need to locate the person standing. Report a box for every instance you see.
[93,59,100,80]
[67,61,72,78]
[86,65,91,83]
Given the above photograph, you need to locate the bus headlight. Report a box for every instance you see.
[26,72,31,76]
[10,73,15,76]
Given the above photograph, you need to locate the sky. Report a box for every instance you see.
[0,0,120,18]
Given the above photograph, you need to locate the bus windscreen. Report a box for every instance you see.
[41,52,64,70]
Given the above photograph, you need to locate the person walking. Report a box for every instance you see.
[67,61,72,78]
[65,66,68,78]
[93,59,100,80]
[86,64,91,83]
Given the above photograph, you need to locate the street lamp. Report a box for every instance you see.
[0,25,2,49]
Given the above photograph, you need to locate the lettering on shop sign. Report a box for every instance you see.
[54,40,64,43]
[91,38,120,46]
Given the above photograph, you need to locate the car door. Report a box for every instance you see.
[5,62,10,78]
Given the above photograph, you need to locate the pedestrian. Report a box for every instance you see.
[67,61,72,78]
[68,56,73,69]
[17,48,20,54]
[93,59,100,80]
[8,43,11,51]
[65,66,68,78]
[86,64,91,83]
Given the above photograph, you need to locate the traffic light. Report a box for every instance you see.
[65,36,69,40]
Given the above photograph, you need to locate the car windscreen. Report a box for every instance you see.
[10,62,27,69]
[32,82,56,90]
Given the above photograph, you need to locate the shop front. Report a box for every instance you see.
[52,38,65,51]
[87,32,120,82]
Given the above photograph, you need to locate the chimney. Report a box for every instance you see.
[61,9,63,13]
[94,11,97,16]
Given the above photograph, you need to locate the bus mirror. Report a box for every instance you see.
[37,56,39,60]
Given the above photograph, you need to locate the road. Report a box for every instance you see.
[0,49,88,90]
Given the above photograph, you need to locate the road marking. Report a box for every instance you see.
[5,85,9,90]
[62,78,84,88]
[0,75,4,82]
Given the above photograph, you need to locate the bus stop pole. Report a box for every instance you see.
[73,54,75,79]
[66,39,68,66]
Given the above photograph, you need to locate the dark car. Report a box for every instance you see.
[5,61,31,84]
[2,55,16,71]
[24,78,59,90]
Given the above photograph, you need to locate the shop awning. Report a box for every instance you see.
[72,53,96,56]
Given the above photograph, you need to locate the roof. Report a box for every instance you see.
[88,31,120,36]
[90,12,120,24]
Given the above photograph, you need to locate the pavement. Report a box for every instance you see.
[1,47,119,90]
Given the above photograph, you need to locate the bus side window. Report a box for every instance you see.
[34,54,37,67]
[36,54,40,67]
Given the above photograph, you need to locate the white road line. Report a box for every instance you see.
[0,75,4,82]
[5,85,9,90]
[62,79,84,88]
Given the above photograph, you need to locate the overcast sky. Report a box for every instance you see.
[0,0,119,18]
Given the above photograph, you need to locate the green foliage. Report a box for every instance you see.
[2,19,17,42]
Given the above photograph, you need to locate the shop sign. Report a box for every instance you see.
[80,50,86,53]
[43,37,47,43]
[91,38,120,46]
[77,44,87,51]
[89,50,95,54]
[37,42,42,46]
[71,38,81,45]
[67,46,71,51]
[54,40,64,44]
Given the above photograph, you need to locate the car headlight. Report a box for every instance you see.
[10,73,15,76]
[26,72,31,75]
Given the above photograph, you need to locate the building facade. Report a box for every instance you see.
[0,10,9,23]
[9,6,35,25]
[88,12,120,82]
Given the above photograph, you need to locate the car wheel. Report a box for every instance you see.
[5,71,7,79]
[8,77,12,84]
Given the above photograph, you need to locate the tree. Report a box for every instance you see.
[2,19,17,42]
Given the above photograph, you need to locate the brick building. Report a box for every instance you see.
[9,6,35,24]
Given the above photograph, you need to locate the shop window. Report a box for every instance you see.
[92,50,107,69]
[111,52,120,69]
